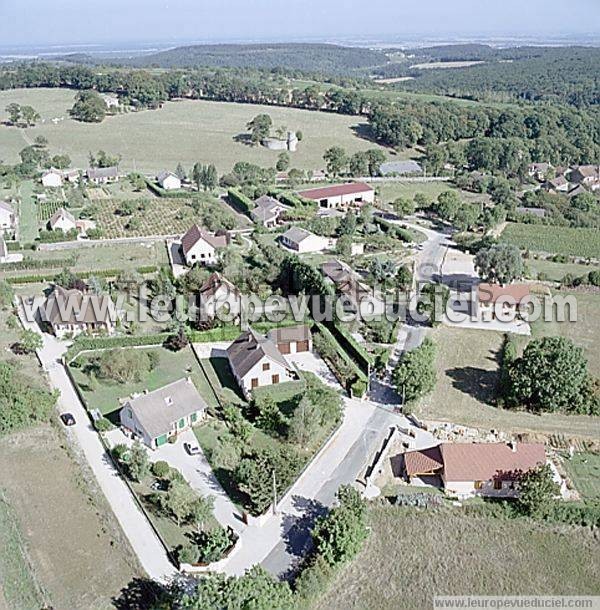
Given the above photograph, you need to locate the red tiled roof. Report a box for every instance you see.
[181,224,228,256]
[298,182,373,201]
[404,446,444,476]
[477,283,530,305]
[440,443,546,482]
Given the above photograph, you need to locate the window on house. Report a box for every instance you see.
[262,362,270,371]
[251,378,259,389]
[474,480,483,490]
[493,479,503,490]
[272,374,280,384]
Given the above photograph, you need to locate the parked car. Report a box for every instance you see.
[184,442,200,456]
[60,413,76,426]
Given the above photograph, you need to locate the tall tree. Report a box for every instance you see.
[246,113,272,144]
[323,146,347,177]
[5,103,20,126]
[475,243,524,284]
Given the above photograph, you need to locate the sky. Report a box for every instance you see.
[0,0,599,49]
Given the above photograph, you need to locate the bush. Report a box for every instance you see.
[177,542,199,565]
[94,417,114,432]
[395,492,443,508]
[152,460,171,479]
[197,527,234,563]
[227,187,253,216]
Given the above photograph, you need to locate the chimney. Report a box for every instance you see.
[164,396,173,406]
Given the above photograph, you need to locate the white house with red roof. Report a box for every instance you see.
[402,442,546,499]
[180,224,229,266]
[475,283,531,321]
[298,182,374,209]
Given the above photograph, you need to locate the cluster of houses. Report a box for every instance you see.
[118,323,312,449]
[41,166,120,188]
[528,162,600,197]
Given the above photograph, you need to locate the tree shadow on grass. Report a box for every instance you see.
[112,577,166,610]
[233,133,255,147]
[350,122,381,146]
[446,365,499,405]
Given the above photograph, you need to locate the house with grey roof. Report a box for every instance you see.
[280,226,329,253]
[86,166,119,184]
[250,195,290,228]
[157,171,181,191]
[379,160,423,176]
[226,329,296,398]
[49,207,77,233]
[119,378,207,448]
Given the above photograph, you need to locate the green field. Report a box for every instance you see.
[0,490,45,610]
[530,290,600,377]
[563,452,600,501]
[314,506,600,610]
[0,88,393,174]
[16,181,38,243]
[526,258,599,282]
[69,345,218,418]
[419,326,600,440]
[502,223,600,259]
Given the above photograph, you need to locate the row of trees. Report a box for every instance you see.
[4,103,40,127]
[323,146,386,178]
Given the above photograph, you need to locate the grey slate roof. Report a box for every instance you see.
[267,324,311,345]
[125,378,207,440]
[87,166,118,180]
[227,328,291,379]
[379,160,423,176]
[281,226,313,245]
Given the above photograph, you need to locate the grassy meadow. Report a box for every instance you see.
[313,506,600,610]
[418,325,600,440]
[0,88,393,174]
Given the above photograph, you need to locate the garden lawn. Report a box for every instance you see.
[419,325,600,440]
[501,223,600,259]
[69,345,218,418]
[530,290,600,377]
[526,258,599,282]
[0,89,393,173]
[562,452,600,501]
[17,180,39,243]
[200,357,245,405]
[313,506,600,610]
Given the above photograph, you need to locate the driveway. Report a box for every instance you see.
[286,350,343,390]
[17,302,177,583]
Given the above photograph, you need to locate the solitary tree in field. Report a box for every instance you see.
[323,146,347,177]
[70,90,106,123]
[5,103,21,126]
[20,106,40,127]
[247,113,272,144]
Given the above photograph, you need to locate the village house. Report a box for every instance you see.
[267,324,312,355]
[49,207,77,233]
[0,200,16,233]
[570,165,600,191]
[402,442,546,499]
[86,166,119,185]
[250,195,290,228]
[181,224,229,267]
[475,283,531,321]
[41,168,64,188]
[157,171,182,191]
[197,272,241,320]
[543,175,570,193]
[41,285,116,338]
[119,378,207,449]
[226,328,296,398]
[297,182,375,209]
[280,226,329,253]
[527,162,552,181]
[322,259,386,316]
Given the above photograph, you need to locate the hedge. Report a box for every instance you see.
[327,320,373,373]
[5,265,161,284]
[0,256,76,272]
[313,321,367,398]
[227,187,253,216]
[373,216,413,242]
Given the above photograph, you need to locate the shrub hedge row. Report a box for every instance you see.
[373,216,413,242]
[327,320,373,373]
[144,178,190,198]
[5,265,161,284]
[0,256,76,272]
[227,187,254,216]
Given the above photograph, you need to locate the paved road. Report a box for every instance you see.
[17,303,177,583]
[222,398,401,578]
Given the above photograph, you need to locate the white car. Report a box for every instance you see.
[184,442,201,456]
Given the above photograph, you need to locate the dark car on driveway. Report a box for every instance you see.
[60,413,76,426]
[184,442,201,456]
